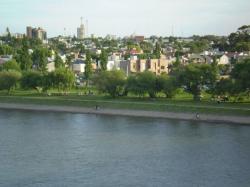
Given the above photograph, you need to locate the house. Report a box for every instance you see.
[218,54,230,65]
[147,55,170,75]
[188,54,214,64]
[72,59,97,74]
[217,52,248,65]
[189,54,206,64]
[72,59,85,73]
[133,36,145,43]
[106,61,120,71]
[203,55,213,64]
[106,53,121,71]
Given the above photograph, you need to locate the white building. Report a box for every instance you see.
[106,53,121,71]
[218,54,230,65]
[72,59,85,73]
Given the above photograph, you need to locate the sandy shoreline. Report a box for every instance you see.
[0,103,249,124]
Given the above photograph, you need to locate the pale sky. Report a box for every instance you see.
[1,0,250,38]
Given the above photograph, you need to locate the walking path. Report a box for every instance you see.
[0,103,249,125]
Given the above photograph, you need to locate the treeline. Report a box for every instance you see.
[93,59,250,100]
[0,64,75,94]
[0,58,249,100]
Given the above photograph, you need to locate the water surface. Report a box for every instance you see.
[0,109,249,187]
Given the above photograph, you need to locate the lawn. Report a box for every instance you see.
[0,89,250,116]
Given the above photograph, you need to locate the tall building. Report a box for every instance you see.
[26,26,33,38]
[77,17,85,39]
[26,26,47,41]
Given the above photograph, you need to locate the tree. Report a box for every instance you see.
[54,52,64,68]
[127,71,158,98]
[238,25,250,31]
[42,72,54,92]
[228,26,250,52]
[20,71,43,92]
[157,74,178,98]
[6,27,11,42]
[100,49,108,71]
[235,42,250,52]
[32,48,49,71]
[0,44,13,55]
[0,71,22,94]
[0,60,21,72]
[84,51,93,87]
[93,70,126,97]
[187,39,210,53]
[15,49,33,71]
[140,41,153,54]
[153,42,161,59]
[231,58,250,92]
[126,75,145,97]
[66,54,74,66]
[218,64,231,76]
[52,68,75,91]
[179,63,218,100]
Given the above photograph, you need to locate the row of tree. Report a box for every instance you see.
[0,67,75,94]
[0,54,249,100]
[93,59,250,100]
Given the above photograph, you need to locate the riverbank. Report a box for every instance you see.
[0,103,249,125]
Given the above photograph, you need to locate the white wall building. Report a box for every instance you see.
[106,53,121,70]
[218,55,230,65]
[72,59,85,73]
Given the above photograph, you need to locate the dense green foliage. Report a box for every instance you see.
[0,71,22,93]
[100,49,108,71]
[84,51,93,86]
[127,71,157,98]
[15,48,33,70]
[32,48,50,71]
[50,68,75,91]
[228,25,250,51]
[153,42,161,59]
[157,74,178,98]
[178,64,218,100]
[93,70,126,98]
[0,60,21,72]
[54,52,64,68]
[0,44,13,55]
[21,71,43,91]
[231,58,250,92]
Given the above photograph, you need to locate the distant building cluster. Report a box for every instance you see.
[26,26,47,41]
[1,23,250,85]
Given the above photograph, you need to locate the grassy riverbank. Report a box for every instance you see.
[0,90,250,116]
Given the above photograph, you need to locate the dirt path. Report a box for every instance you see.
[0,96,250,111]
[0,103,249,125]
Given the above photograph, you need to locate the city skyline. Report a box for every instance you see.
[1,0,250,37]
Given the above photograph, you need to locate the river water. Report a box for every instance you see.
[0,109,249,187]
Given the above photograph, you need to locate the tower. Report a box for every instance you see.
[77,17,85,39]
[26,26,33,38]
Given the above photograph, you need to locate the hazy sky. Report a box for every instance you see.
[1,0,250,37]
